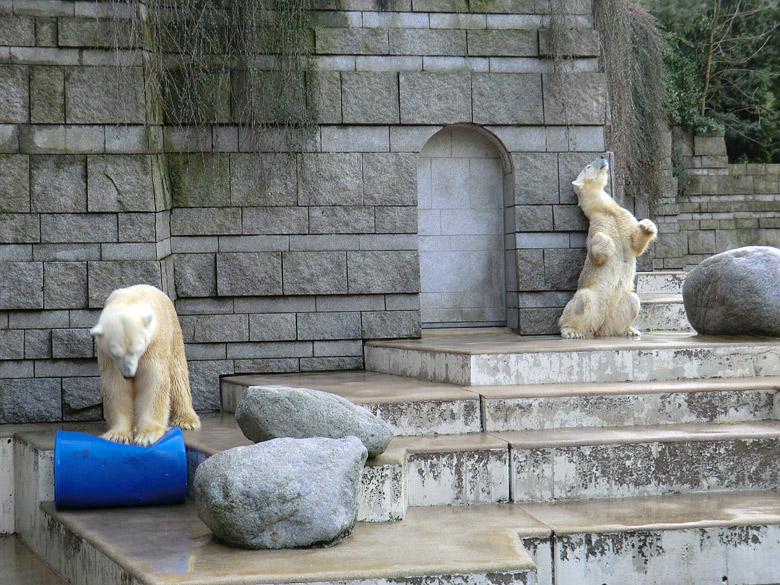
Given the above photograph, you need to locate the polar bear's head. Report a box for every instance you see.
[90,303,157,379]
[572,156,609,196]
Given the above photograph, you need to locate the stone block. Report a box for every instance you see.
[0,15,34,45]
[171,207,242,236]
[65,66,144,124]
[361,310,421,339]
[543,73,608,125]
[187,359,235,411]
[469,0,537,12]
[248,314,298,342]
[0,214,38,243]
[688,230,716,255]
[473,73,543,125]
[52,328,94,359]
[24,329,51,359]
[390,29,466,56]
[693,134,726,156]
[538,29,599,57]
[173,253,216,298]
[35,18,58,46]
[0,329,23,359]
[515,248,545,291]
[30,66,64,123]
[313,340,363,357]
[62,376,102,421]
[342,72,399,124]
[512,153,559,204]
[105,125,148,154]
[299,153,363,206]
[179,314,248,344]
[0,378,61,423]
[118,213,157,243]
[348,250,420,294]
[311,70,341,124]
[216,252,282,296]
[376,206,418,233]
[399,72,471,124]
[0,244,31,260]
[227,341,312,360]
[30,155,86,212]
[44,261,87,308]
[552,205,588,231]
[57,16,130,48]
[218,235,289,253]
[0,124,19,153]
[9,309,69,329]
[355,55,421,71]
[167,154,230,208]
[386,293,420,310]
[33,243,101,261]
[242,207,308,235]
[362,11,427,27]
[230,153,297,207]
[468,30,537,56]
[515,205,553,232]
[0,261,42,309]
[321,126,390,153]
[282,251,348,295]
[309,206,375,234]
[568,126,605,152]
[0,155,30,212]
[297,311,361,340]
[518,307,562,335]
[359,234,417,250]
[544,248,586,290]
[315,28,388,55]
[430,13,486,28]
[87,260,162,307]
[363,153,417,206]
[87,155,156,212]
[316,295,385,312]
[41,213,116,243]
[0,65,28,123]
[20,124,105,154]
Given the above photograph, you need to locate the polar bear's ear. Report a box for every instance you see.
[143,309,156,329]
[90,324,103,338]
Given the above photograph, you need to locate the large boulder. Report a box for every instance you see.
[683,246,780,336]
[235,385,393,457]
[193,436,367,549]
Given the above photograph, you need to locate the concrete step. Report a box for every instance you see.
[498,420,780,502]
[481,376,780,431]
[0,535,67,585]
[635,293,692,332]
[635,270,687,294]
[365,328,780,386]
[221,371,482,436]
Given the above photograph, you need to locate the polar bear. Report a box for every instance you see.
[90,284,200,445]
[559,156,658,339]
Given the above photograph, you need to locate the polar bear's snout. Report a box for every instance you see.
[597,156,608,170]
[116,355,139,379]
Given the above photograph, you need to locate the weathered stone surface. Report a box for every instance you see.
[473,74,543,125]
[187,359,234,411]
[194,436,367,549]
[544,248,587,290]
[65,67,144,124]
[242,207,308,235]
[52,328,94,359]
[375,206,418,233]
[41,213,117,243]
[236,385,392,457]
[543,72,608,125]
[0,262,43,309]
[342,72,399,124]
[230,154,297,207]
[297,311,361,340]
[390,28,466,56]
[362,310,421,339]
[299,154,363,206]
[311,70,341,124]
[44,261,87,308]
[363,153,417,205]
[0,330,24,359]
[309,206,374,234]
[399,72,471,124]
[0,65,29,123]
[168,154,230,208]
[87,155,155,212]
[62,376,102,421]
[249,313,297,341]
[0,15,35,46]
[87,260,162,307]
[31,155,86,212]
[683,246,780,336]
[0,378,61,423]
[173,253,216,298]
[171,207,242,236]
[467,29,537,56]
[316,28,388,55]
[347,251,420,293]
[282,251,348,295]
[30,66,64,123]
[0,214,37,244]
[216,252,282,296]
[179,314,248,344]
[24,329,52,359]
[118,213,156,242]
[513,153,559,205]
[0,155,30,212]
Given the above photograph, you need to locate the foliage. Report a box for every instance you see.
[652,0,780,162]
[101,0,318,151]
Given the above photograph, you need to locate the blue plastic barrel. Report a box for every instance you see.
[54,427,187,509]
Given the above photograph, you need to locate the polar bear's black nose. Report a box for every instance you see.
[598,156,608,169]
[122,374,134,380]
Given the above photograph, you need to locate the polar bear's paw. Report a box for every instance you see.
[171,415,201,431]
[623,327,641,338]
[103,429,133,444]
[561,328,587,339]
[133,427,166,446]
[638,219,657,235]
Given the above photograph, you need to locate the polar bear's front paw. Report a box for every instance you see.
[561,328,587,339]
[171,415,201,431]
[638,219,657,235]
[103,429,133,444]
[623,327,641,338]
[133,427,166,446]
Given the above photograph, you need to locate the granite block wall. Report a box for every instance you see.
[0,0,611,422]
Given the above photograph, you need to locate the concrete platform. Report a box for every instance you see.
[635,271,686,294]
[365,328,780,385]
[634,293,691,332]
[0,535,66,585]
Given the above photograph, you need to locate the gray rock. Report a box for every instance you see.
[683,246,780,336]
[236,385,393,457]
[194,436,367,549]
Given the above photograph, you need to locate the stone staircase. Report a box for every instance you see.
[6,271,780,585]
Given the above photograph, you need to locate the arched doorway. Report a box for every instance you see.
[417,125,510,327]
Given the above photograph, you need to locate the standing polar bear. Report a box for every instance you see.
[90,284,200,446]
[559,156,658,339]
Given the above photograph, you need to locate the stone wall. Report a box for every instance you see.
[653,130,780,270]
[0,0,610,423]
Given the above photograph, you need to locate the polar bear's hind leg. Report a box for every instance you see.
[560,288,603,338]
